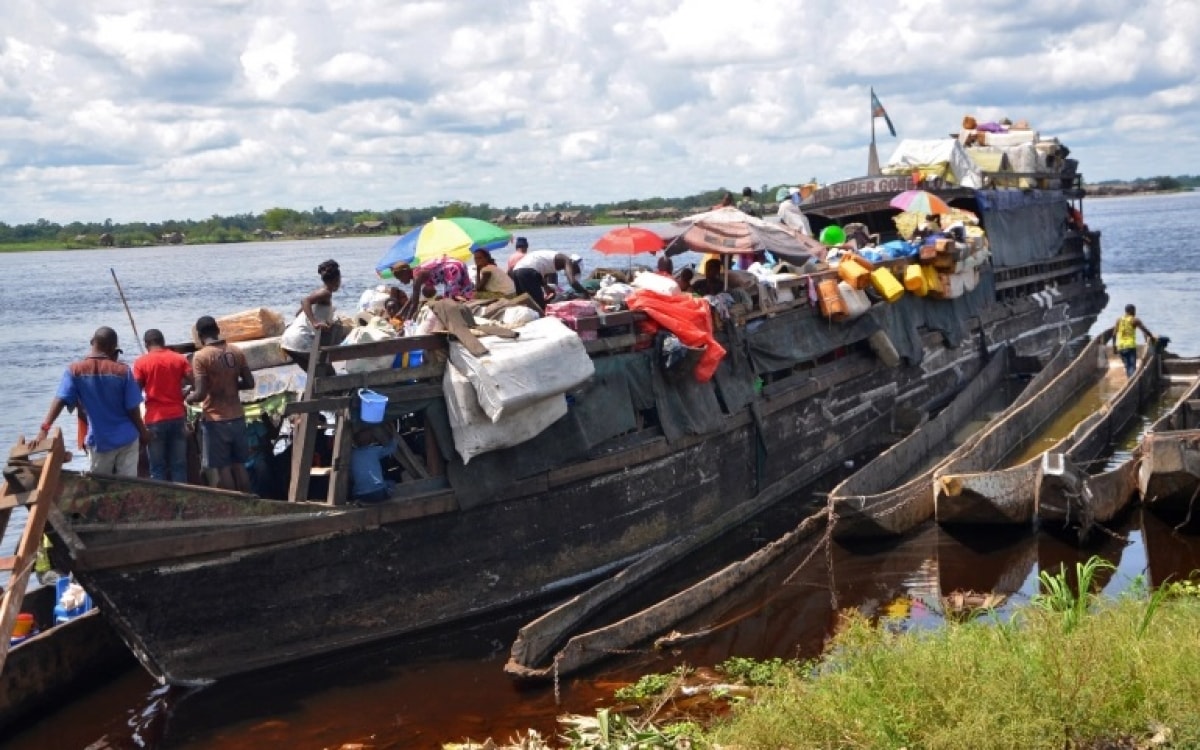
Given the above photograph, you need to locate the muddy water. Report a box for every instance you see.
[5,192,1200,748]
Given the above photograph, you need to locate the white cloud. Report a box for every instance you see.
[240,22,299,99]
[0,0,1196,223]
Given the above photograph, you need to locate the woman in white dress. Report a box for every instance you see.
[281,259,341,376]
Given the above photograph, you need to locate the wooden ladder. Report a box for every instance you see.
[0,429,65,673]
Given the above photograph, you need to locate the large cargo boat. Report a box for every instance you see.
[47,121,1108,686]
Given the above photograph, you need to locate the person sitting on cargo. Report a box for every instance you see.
[676,267,694,294]
[689,258,725,296]
[912,214,942,242]
[656,255,674,277]
[1110,304,1156,377]
[511,249,589,310]
[281,259,341,377]
[350,424,399,504]
[777,187,813,237]
[473,248,516,300]
[392,257,475,318]
[737,186,762,218]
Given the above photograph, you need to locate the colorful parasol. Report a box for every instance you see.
[375,217,510,277]
[889,189,951,215]
[592,226,665,256]
[669,206,825,263]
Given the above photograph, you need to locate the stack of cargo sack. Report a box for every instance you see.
[444,317,595,463]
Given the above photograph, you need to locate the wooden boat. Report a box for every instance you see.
[1138,364,1200,526]
[1037,350,1200,538]
[829,342,1060,539]
[47,129,1109,686]
[935,335,1122,526]
[0,583,132,734]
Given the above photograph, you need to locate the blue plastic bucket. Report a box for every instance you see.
[358,389,387,423]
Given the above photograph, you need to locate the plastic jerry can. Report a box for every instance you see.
[837,257,871,290]
[870,267,904,303]
[904,263,928,296]
[838,281,871,318]
[817,278,847,320]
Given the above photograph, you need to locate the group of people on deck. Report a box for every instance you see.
[36,315,256,493]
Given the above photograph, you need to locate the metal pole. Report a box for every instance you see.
[110,268,145,353]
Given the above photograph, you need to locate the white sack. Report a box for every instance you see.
[448,316,594,423]
[237,336,291,371]
[630,271,680,295]
[883,138,984,189]
[501,305,540,328]
[340,324,396,374]
[443,362,568,464]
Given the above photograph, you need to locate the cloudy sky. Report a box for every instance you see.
[1,0,1197,225]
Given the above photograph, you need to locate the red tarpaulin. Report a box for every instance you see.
[626,290,726,382]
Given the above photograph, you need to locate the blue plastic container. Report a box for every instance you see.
[54,577,92,624]
[358,389,387,423]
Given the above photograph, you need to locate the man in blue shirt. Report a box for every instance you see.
[350,425,398,503]
[36,327,149,476]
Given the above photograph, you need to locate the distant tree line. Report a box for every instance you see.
[12,173,1189,247]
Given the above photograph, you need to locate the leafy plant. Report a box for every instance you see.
[716,656,796,687]
[613,667,686,702]
[1031,556,1114,633]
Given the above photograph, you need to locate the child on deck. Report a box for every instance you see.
[350,423,399,504]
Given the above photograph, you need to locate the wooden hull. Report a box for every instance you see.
[1037,347,1179,537]
[0,585,132,734]
[1139,430,1200,523]
[1136,363,1200,526]
[936,335,1114,527]
[831,345,1018,539]
[48,272,1108,686]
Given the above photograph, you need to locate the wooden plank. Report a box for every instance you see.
[283,383,445,416]
[584,334,637,355]
[327,409,353,506]
[0,430,65,674]
[287,339,323,502]
[994,263,1085,291]
[75,509,374,570]
[322,334,448,363]
[313,361,446,395]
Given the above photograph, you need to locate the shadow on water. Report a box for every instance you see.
[8,503,1200,748]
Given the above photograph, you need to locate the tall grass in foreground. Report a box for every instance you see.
[710,580,1200,749]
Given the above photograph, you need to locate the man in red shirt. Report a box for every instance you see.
[133,329,193,482]
[186,315,255,491]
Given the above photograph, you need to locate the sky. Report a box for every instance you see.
[1,0,1197,225]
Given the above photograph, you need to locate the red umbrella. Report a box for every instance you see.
[592,226,665,256]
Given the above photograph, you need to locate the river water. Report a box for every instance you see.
[3,192,1200,748]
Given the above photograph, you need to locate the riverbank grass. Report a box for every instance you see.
[712,584,1200,748]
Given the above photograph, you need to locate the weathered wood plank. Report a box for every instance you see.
[313,361,446,395]
[321,334,448,363]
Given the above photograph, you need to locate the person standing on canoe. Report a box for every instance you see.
[35,326,149,476]
[133,329,193,483]
[187,315,255,491]
[1111,304,1156,377]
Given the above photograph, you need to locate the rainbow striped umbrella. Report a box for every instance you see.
[375,217,511,277]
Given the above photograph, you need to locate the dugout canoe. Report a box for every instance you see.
[829,342,1069,539]
[1037,350,1199,538]
[1138,364,1200,527]
[935,334,1121,526]
[0,583,132,734]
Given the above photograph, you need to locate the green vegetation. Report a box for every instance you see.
[0,186,780,252]
[448,560,1200,749]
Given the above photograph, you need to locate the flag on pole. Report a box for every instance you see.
[871,88,896,137]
